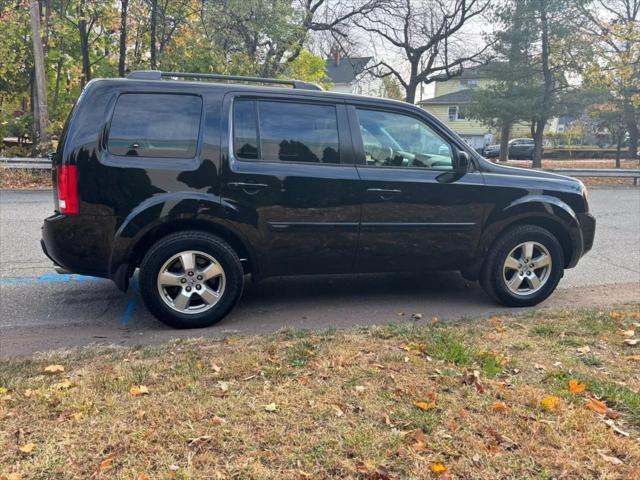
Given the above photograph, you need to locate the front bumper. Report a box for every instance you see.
[578,212,596,256]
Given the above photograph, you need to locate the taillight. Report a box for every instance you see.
[57,165,78,214]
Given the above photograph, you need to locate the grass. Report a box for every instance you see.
[1,305,639,479]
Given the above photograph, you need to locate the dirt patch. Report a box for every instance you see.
[1,305,639,479]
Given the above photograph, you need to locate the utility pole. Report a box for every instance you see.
[29,0,49,146]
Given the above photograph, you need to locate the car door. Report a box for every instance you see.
[220,93,360,276]
[349,104,487,272]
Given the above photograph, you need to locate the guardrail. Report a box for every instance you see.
[1,156,50,169]
[2,157,639,185]
[548,168,640,186]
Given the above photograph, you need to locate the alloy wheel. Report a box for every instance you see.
[156,250,226,314]
[502,241,552,296]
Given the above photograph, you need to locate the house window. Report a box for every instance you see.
[448,106,466,121]
[459,79,479,89]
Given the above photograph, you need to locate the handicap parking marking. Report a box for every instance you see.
[121,273,140,328]
[0,271,102,285]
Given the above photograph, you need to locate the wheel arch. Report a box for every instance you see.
[111,217,255,291]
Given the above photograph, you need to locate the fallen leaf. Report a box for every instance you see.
[540,396,560,411]
[585,399,607,415]
[264,402,278,412]
[99,456,114,471]
[576,346,591,355]
[534,363,546,371]
[492,401,508,412]
[137,473,151,480]
[617,330,635,337]
[598,451,623,465]
[211,363,222,373]
[624,339,638,346]
[187,435,212,446]
[568,379,587,394]
[43,364,64,374]
[212,415,226,425]
[0,474,22,480]
[130,385,149,396]
[414,400,436,411]
[354,385,366,394]
[430,462,447,474]
[463,370,484,393]
[603,418,630,437]
[217,381,229,393]
[195,362,204,370]
[137,410,146,418]
[627,355,640,362]
[0,387,7,395]
[18,443,35,454]
[472,454,481,464]
[332,404,344,416]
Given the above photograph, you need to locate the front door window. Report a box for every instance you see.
[355,109,454,170]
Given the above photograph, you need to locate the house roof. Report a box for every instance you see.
[430,63,500,82]
[325,56,372,84]
[418,89,473,106]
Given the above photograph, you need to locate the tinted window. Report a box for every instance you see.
[233,100,258,160]
[108,93,201,158]
[356,109,454,170]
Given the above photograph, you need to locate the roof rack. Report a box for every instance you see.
[126,70,323,91]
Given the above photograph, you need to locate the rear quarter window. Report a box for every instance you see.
[108,93,202,159]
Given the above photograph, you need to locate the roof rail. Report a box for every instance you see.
[126,70,323,91]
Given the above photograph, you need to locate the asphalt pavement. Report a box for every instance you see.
[1,188,639,357]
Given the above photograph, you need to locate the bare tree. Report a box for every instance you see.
[29,0,49,146]
[355,0,492,103]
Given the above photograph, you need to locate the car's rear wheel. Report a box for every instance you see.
[139,231,244,328]
[480,225,564,307]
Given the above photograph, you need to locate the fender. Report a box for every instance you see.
[477,194,584,266]
[108,191,252,291]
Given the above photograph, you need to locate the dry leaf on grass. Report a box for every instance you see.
[627,355,640,362]
[585,399,607,415]
[43,364,64,374]
[0,474,23,480]
[98,456,114,471]
[137,473,151,480]
[568,379,587,394]
[18,443,35,454]
[52,380,73,390]
[540,396,560,411]
[624,339,639,346]
[617,330,635,337]
[414,400,436,411]
[430,462,447,474]
[129,385,149,396]
[598,451,623,465]
[492,401,508,412]
[264,402,278,412]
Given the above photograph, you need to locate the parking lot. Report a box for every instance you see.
[1,187,639,357]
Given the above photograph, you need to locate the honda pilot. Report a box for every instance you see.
[41,71,596,328]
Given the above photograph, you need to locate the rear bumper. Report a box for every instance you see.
[41,213,112,278]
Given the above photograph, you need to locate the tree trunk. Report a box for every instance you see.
[118,0,129,77]
[29,0,49,146]
[150,0,157,69]
[532,0,553,169]
[615,133,622,168]
[532,121,545,168]
[78,18,91,87]
[53,55,63,110]
[499,123,510,162]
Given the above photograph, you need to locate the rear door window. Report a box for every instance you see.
[108,93,202,158]
[233,99,340,164]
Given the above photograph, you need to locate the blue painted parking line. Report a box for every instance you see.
[121,273,139,327]
[0,272,102,285]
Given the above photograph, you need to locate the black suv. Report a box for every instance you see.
[41,71,595,328]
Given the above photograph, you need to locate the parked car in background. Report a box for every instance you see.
[41,71,594,328]
[484,138,538,160]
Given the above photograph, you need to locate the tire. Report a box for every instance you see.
[139,231,244,328]
[479,225,564,307]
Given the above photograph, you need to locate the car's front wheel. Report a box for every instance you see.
[480,225,564,307]
[139,231,244,328]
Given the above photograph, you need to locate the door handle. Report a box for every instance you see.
[366,188,402,200]
[228,182,269,194]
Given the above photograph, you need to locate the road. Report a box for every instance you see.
[1,188,639,357]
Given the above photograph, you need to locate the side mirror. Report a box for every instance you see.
[456,151,470,173]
